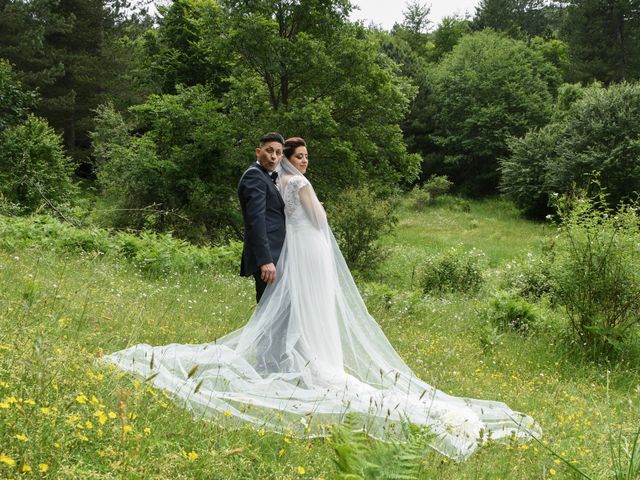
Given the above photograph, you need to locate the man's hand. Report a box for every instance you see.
[260,262,277,284]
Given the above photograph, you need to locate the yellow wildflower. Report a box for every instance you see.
[94,411,108,425]
[123,425,132,434]
[257,428,265,437]
[550,468,557,476]
[278,448,285,457]
[284,436,291,444]
[144,427,151,435]
[21,464,32,473]
[75,394,88,404]
[39,464,49,472]
[0,454,16,466]
[297,466,305,475]
[15,434,28,442]
[107,412,117,419]
[0,401,9,409]
[23,399,35,405]
[40,407,51,415]
[223,411,232,417]
[183,450,198,462]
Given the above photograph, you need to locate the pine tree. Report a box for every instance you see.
[561,0,640,83]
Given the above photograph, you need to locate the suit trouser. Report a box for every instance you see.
[253,273,267,303]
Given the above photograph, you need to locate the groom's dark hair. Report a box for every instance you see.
[260,132,285,146]
[284,137,306,158]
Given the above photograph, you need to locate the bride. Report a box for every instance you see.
[104,137,540,461]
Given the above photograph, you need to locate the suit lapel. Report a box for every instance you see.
[251,165,284,207]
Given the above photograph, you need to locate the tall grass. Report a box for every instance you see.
[1,198,638,478]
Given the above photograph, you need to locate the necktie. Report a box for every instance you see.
[270,171,278,186]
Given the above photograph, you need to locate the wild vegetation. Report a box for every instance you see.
[2,0,640,477]
[1,197,639,478]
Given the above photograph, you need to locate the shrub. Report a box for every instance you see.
[0,115,76,213]
[0,214,241,277]
[327,186,397,272]
[411,175,452,210]
[501,253,554,301]
[94,85,239,244]
[421,246,485,294]
[549,191,640,357]
[483,291,539,336]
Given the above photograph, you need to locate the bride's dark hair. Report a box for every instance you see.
[283,137,306,159]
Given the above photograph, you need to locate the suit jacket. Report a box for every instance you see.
[237,163,286,277]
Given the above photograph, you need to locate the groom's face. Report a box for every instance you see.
[256,141,283,172]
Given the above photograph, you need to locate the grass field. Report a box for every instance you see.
[1,197,638,479]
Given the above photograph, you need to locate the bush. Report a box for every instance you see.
[0,115,76,213]
[421,246,485,294]
[0,214,242,276]
[483,291,539,336]
[549,191,640,357]
[501,253,554,301]
[326,186,397,273]
[501,82,640,217]
[94,85,240,244]
[411,175,452,209]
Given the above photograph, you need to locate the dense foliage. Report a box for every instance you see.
[426,30,559,195]
[501,82,640,217]
[549,192,640,358]
[94,86,238,243]
[0,61,75,213]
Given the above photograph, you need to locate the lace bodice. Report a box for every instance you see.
[283,175,313,226]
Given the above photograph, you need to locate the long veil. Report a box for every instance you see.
[103,157,540,461]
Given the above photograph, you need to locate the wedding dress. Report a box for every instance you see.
[103,158,540,461]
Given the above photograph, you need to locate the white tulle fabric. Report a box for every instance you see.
[103,158,540,461]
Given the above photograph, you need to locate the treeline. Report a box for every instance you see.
[1,0,640,242]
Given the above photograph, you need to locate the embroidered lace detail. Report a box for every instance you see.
[284,176,310,219]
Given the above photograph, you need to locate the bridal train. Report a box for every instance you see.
[104,158,540,461]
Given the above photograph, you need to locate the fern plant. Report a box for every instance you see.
[328,413,437,480]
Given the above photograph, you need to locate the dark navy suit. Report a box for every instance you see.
[238,163,286,299]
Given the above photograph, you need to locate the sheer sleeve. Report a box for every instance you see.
[283,175,328,230]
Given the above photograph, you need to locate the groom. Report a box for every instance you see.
[238,132,286,302]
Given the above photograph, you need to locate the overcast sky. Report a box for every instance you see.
[350,0,480,30]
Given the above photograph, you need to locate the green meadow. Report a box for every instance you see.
[1,197,638,479]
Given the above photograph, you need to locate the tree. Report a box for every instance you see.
[0,59,74,213]
[501,82,640,216]
[427,16,473,62]
[402,0,432,34]
[426,30,559,195]
[561,0,640,83]
[473,0,562,38]
[0,0,155,166]
[143,0,231,95]
[95,85,238,243]
[221,0,421,195]
[0,59,36,132]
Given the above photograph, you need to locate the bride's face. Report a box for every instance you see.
[288,146,309,174]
